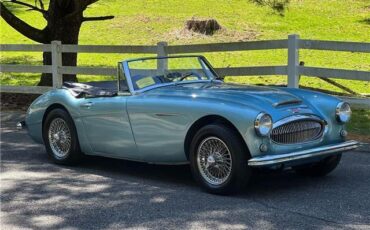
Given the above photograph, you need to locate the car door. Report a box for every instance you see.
[126,94,191,163]
[78,95,138,160]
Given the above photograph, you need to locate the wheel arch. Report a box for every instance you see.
[184,115,250,160]
[41,103,83,164]
[42,103,70,129]
[41,102,91,156]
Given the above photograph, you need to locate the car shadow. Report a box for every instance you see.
[80,155,196,187]
[72,154,332,196]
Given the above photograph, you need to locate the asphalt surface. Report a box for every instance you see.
[1,111,370,230]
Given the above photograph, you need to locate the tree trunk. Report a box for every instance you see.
[38,52,78,86]
[39,52,53,86]
[38,0,83,86]
[38,29,81,86]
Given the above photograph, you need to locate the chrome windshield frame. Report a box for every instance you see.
[122,61,136,94]
[120,55,221,95]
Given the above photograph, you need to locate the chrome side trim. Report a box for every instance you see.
[248,140,359,167]
[154,113,179,117]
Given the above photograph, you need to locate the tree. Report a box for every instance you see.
[0,0,114,86]
[251,0,289,16]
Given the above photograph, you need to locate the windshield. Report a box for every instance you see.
[127,56,218,90]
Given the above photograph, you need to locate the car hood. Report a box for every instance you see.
[147,81,306,110]
[196,82,302,106]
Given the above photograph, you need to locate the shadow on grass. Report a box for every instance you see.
[359,18,370,25]
[0,55,42,65]
[0,73,41,86]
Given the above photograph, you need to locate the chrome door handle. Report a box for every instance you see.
[80,102,93,108]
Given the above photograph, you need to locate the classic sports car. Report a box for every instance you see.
[19,55,359,194]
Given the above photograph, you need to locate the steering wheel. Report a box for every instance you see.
[178,72,202,81]
[166,72,182,80]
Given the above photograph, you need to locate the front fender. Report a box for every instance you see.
[25,89,83,144]
[177,97,264,158]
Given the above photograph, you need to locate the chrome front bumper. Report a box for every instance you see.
[16,121,27,130]
[248,140,359,167]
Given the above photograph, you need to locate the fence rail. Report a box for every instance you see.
[298,39,370,53]
[299,67,370,81]
[1,34,369,105]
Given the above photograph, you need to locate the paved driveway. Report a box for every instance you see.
[1,111,370,229]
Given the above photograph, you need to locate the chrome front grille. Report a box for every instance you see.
[271,119,324,144]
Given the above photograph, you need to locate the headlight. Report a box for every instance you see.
[336,102,351,123]
[255,113,272,136]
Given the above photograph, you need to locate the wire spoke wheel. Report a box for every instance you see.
[197,136,232,186]
[48,118,71,159]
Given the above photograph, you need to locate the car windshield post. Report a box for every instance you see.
[123,61,136,94]
[117,62,122,91]
[198,57,213,80]
[201,56,222,80]
[117,62,131,94]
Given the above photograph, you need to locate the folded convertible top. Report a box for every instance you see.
[63,81,118,98]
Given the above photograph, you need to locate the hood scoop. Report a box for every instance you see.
[273,99,302,107]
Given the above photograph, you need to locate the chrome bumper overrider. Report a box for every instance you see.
[16,121,27,130]
[248,140,359,167]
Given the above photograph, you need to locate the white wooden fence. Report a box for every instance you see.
[1,34,369,105]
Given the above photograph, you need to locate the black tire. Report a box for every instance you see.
[294,154,342,177]
[189,124,251,195]
[43,108,82,165]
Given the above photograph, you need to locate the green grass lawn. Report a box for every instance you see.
[348,109,370,136]
[1,0,370,95]
[348,109,370,141]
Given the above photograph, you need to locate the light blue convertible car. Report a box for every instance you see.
[20,56,359,194]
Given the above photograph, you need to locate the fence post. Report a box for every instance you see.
[287,34,300,88]
[157,41,168,73]
[51,40,62,88]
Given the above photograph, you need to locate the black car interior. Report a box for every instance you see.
[63,81,124,98]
